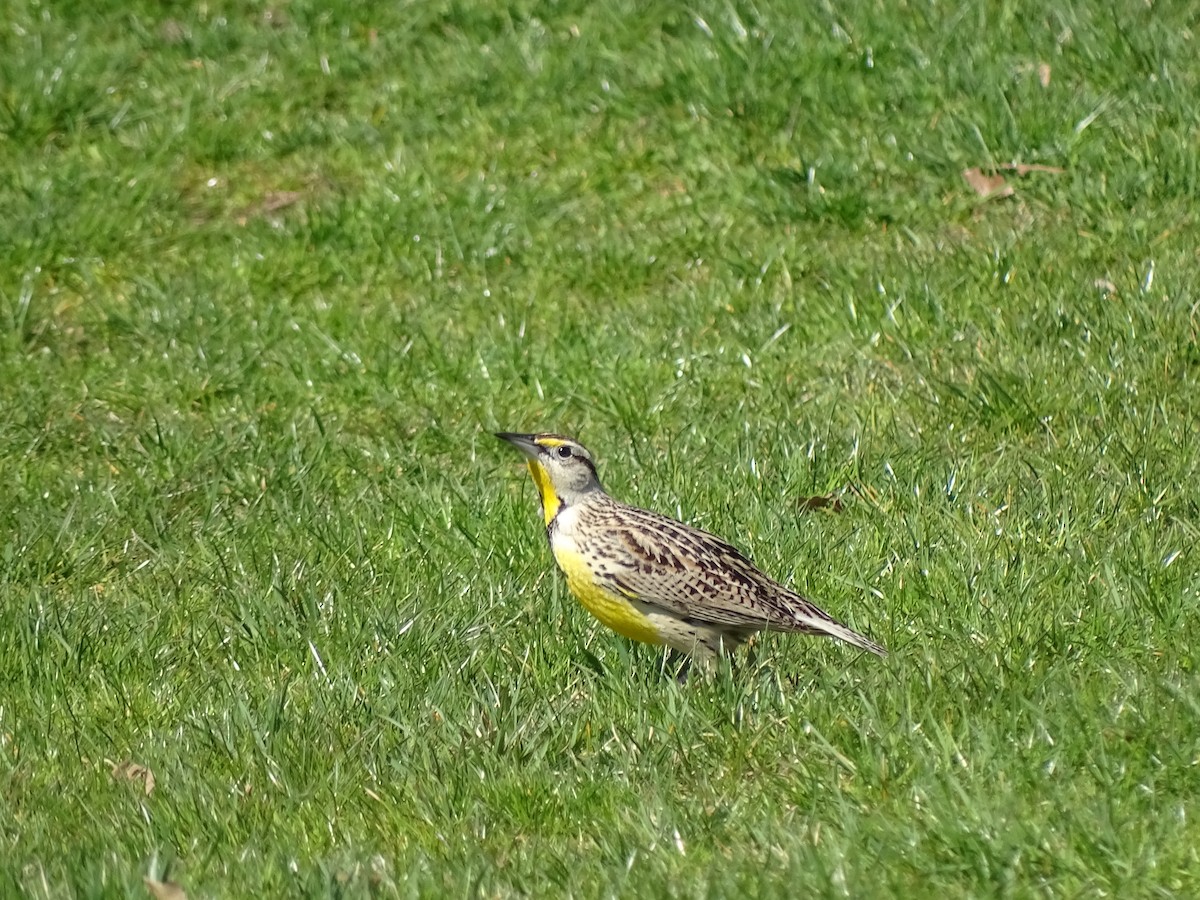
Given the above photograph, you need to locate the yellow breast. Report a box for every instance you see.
[552,546,664,646]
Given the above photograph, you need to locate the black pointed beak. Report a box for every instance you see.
[495,432,541,459]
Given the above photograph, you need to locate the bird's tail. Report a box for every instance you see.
[787,598,888,657]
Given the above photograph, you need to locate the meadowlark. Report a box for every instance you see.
[496,432,886,662]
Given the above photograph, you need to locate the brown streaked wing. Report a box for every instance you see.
[578,499,801,629]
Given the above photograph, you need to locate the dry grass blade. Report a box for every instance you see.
[143,877,187,900]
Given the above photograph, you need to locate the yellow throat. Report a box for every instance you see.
[527,460,561,525]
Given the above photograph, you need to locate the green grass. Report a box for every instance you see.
[2,0,1199,895]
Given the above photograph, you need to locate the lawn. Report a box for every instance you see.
[2,0,1198,896]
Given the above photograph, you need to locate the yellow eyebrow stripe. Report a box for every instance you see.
[534,437,567,449]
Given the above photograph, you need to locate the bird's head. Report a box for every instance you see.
[495,432,602,524]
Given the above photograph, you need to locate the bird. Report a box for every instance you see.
[495,432,886,663]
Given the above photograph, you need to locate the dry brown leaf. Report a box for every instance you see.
[1038,62,1052,87]
[963,162,1063,200]
[230,190,307,227]
[143,878,187,900]
[797,493,845,513]
[257,190,305,213]
[110,760,156,796]
[234,190,305,225]
[962,168,1013,199]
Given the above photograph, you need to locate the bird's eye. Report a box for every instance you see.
[556,445,573,459]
